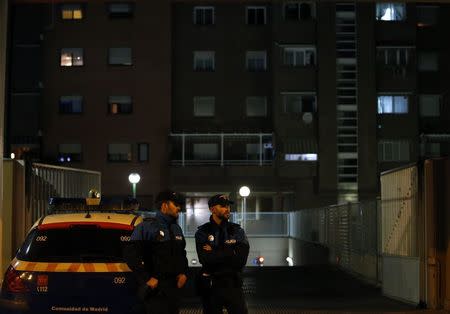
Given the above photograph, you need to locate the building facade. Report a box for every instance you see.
[7,0,450,211]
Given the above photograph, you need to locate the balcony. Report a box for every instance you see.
[170,133,274,166]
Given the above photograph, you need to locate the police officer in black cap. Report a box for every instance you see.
[195,194,250,314]
[125,190,188,314]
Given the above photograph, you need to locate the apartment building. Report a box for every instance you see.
[7,1,450,211]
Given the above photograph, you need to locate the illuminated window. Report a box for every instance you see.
[108,143,132,162]
[246,97,267,117]
[194,6,214,25]
[193,51,215,71]
[246,51,267,71]
[61,4,83,20]
[376,3,406,21]
[193,97,215,117]
[284,2,315,21]
[282,46,315,66]
[284,154,317,161]
[283,93,316,113]
[58,144,82,162]
[60,48,84,67]
[59,96,83,114]
[107,3,134,18]
[109,48,132,66]
[377,95,408,114]
[246,6,266,25]
[108,96,132,114]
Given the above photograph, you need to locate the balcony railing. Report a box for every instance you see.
[170,133,274,166]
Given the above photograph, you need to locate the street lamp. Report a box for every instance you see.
[128,173,141,198]
[239,186,250,229]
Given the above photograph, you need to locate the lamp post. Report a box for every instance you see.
[128,173,141,198]
[239,186,250,229]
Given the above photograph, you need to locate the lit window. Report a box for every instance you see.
[284,2,315,21]
[376,3,406,21]
[59,96,83,114]
[193,97,215,117]
[417,6,438,27]
[282,46,315,66]
[246,97,267,117]
[377,95,408,114]
[107,3,134,18]
[108,143,132,162]
[419,95,440,117]
[61,4,83,20]
[60,48,84,67]
[246,6,266,25]
[378,140,409,162]
[109,48,132,66]
[108,96,132,114]
[418,52,438,72]
[246,51,267,71]
[285,154,317,161]
[283,93,316,114]
[193,51,215,71]
[193,144,219,160]
[58,144,82,162]
[194,6,214,25]
[138,143,149,162]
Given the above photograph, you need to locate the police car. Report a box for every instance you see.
[0,197,143,314]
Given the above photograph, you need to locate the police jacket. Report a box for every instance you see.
[195,217,249,277]
[125,211,188,285]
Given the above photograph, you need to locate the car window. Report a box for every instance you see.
[16,226,132,262]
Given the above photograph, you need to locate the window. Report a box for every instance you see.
[60,48,84,67]
[108,96,132,114]
[246,97,267,117]
[194,6,214,25]
[246,51,267,71]
[417,6,438,27]
[377,95,408,114]
[246,6,266,25]
[378,140,410,162]
[107,3,134,18]
[419,95,440,117]
[193,51,215,71]
[246,143,261,160]
[58,144,82,162]
[138,143,149,162]
[376,3,406,21]
[193,97,215,117]
[109,48,132,66]
[283,2,314,21]
[59,96,83,114]
[193,144,218,160]
[283,93,316,113]
[285,154,317,161]
[377,47,411,66]
[418,52,438,71]
[425,143,440,157]
[61,4,83,20]
[282,46,315,66]
[108,143,132,162]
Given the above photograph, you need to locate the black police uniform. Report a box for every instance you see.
[125,210,188,314]
[195,216,250,314]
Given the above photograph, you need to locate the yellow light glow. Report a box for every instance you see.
[62,10,72,19]
[73,10,83,19]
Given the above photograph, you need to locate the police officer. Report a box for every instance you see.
[125,190,188,314]
[195,194,250,314]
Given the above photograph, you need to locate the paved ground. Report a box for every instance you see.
[179,266,446,314]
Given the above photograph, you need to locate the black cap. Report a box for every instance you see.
[208,194,234,208]
[155,189,186,207]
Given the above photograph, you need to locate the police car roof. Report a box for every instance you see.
[31,213,142,231]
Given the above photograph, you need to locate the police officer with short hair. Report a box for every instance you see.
[195,194,250,314]
[125,190,188,314]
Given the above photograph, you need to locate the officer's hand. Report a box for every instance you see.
[203,244,212,251]
[146,277,159,289]
[176,274,187,288]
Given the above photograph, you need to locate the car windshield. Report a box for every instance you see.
[16,226,132,263]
